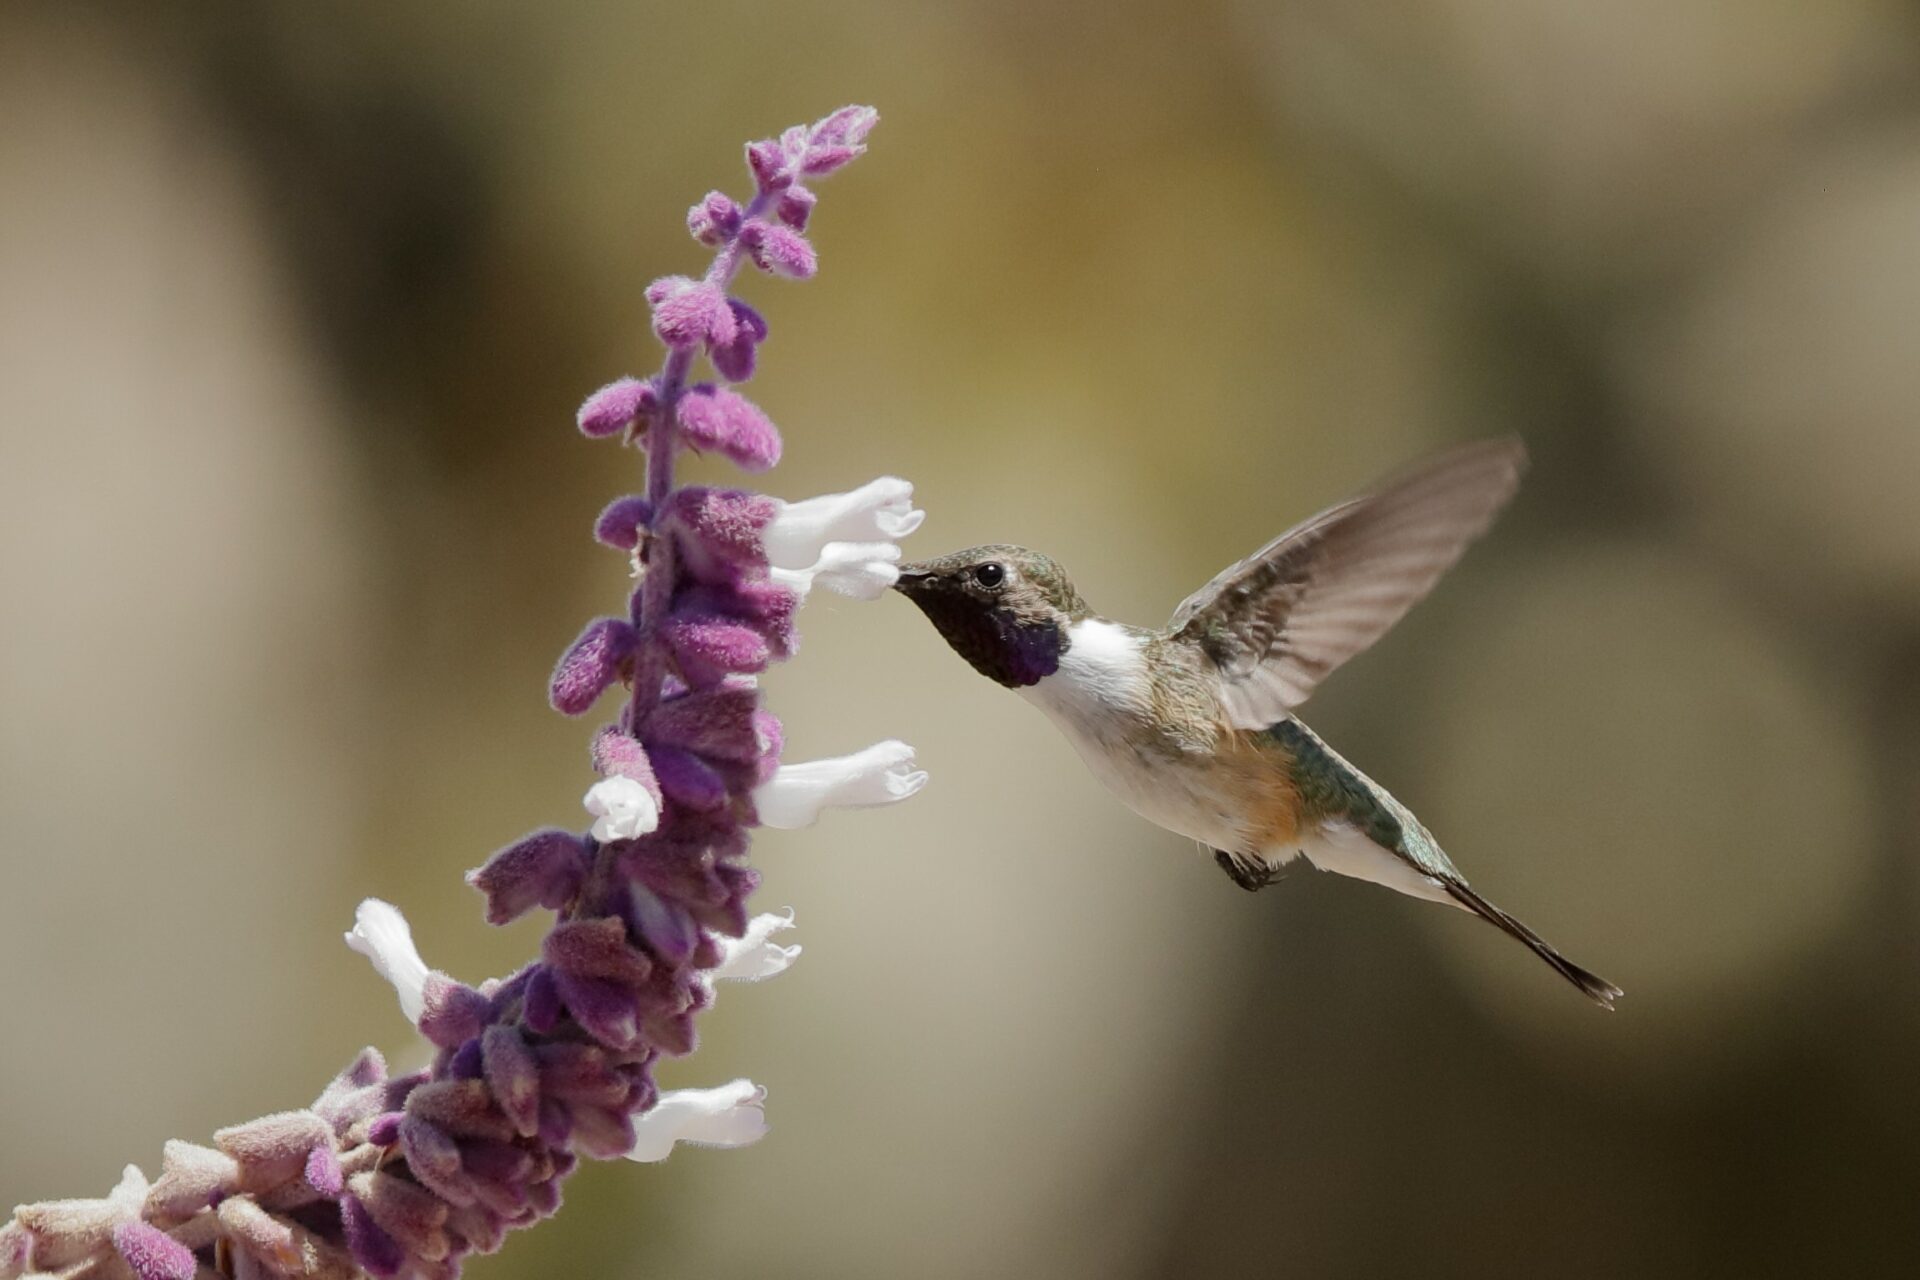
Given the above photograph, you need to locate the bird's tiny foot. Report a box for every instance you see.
[1213,848,1279,892]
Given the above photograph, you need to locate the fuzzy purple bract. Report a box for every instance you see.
[1,105,885,1280]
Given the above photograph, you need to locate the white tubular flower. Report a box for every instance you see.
[624,1080,769,1163]
[762,476,923,570]
[752,740,928,829]
[584,775,660,842]
[344,899,430,1023]
[709,910,801,983]
[768,540,902,601]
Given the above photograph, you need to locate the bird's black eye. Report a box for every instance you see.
[972,562,1005,589]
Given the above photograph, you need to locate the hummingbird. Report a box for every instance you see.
[893,437,1619,1008]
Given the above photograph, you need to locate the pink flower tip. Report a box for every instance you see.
[113,1222,197,1280]
[709,299,769,383]
[741,221,817,279]
[467,827,588,925]
[550,617,638,716]
[676,384,782,472]
[746,140,790,192]
[647,276,736,350]
[594,495,654,551]
[687,190,743,246]
[578,377,658,438]
[812,104,879,149]
[775,185,816,231]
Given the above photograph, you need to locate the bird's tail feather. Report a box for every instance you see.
[1444,882,1621,1010]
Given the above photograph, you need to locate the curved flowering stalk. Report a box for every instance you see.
[0,105,922,1280]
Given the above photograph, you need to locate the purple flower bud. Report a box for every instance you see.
[214,1110,333,1191]
[532,1043,627,1108]
[775,184,816,230]
[216,1195,303,1269]
[740,220,817,279]
[589,728,656,788]
[523,965,562,1035]
[0,1222,28,1276]
[661,614,772,685]
[447,1038,484,1080]
[543,917,653,987]
[467,828,588,926]
[537,1098,573,1149]
[340,1047,388,1090]
[465,1175,532,1223]
[662,487,776,582]
[407,1079,516,1145]
[634,805,749,868]
[674,384,782,471]
[708,335,756,382]
[549,617,637,716]
[381,1070,426,1111]
[621,1061,659,1112]
[642,1009,700,1058]
[705,861,759,938]
[676,580,800,660]
[112,1222,196,1280]
[351,1170,451,1260]
[339,1195,407,1279]
[303,1144,344,1198]
[686,190,742,246]
[646,743,730,812]
[445,1202,507,1255]
[418,975,490,1050]
[310,1047,390,1132]
[732,297,769,342]
[800,145,859,176]
[811,103,879,149]
[146,1140,240,1219]
[621,835,750,925]
[646,276,735,350]
[645,684,763,763]
[568,1105,640,1160]
[745,139,789,192]
[400,1115,464,1185]
[366,1112,404,1147]
[592,495,653,551]
[526,1176,563,1217]
[622,884,701,966]
[576,377,658,438]
[461,1139,534,1189]
[477,1026,541,1141]
[708,298,768,382]
[551,968,642,1050]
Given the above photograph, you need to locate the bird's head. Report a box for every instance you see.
[892,544,1090,688]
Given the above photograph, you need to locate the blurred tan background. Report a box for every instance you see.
[6,1,1920,1276]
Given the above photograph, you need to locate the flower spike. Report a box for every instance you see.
[3,106,904,1280]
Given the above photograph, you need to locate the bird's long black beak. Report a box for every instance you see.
[892,564,935,595]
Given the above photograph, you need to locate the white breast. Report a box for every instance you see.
[1020,619,1151,733]
[1019,620,1251,850]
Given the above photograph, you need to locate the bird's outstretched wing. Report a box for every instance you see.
[1166,437,1526,728]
